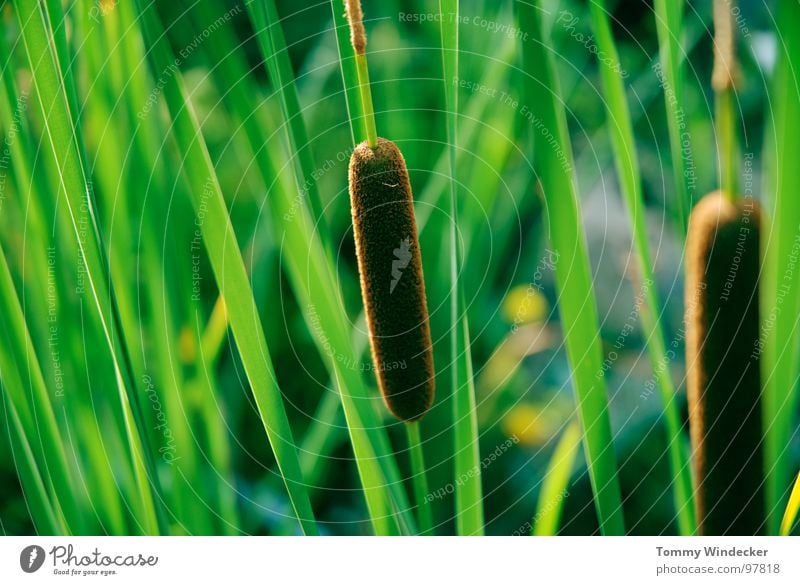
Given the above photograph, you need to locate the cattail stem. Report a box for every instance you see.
[686,192,764,535]
[713,0,740,201]
[406,422,433,535]
[345,0,378,147]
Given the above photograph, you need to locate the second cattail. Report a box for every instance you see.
[685,191,764,535]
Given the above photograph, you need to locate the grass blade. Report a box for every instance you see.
[132,0,318,535]
[517,0,625,535]
[653,0,690,233]
[439,0,484,536]
[533,421,581,536]
[588,0,695,535]
[762,0,800,535]
[14,0,164,534]
[244,0,330,252]
[780,472,800,536]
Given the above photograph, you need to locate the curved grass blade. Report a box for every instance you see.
[762,0,800,535]
[653,0,690,234]
[1,391,62,535]
[780,472,800,536]
[14,0,164,535]
[533,420,581,536]
[588,0,695,535]
[240,0,330,254]
[439,0,484,536]
[516,0,625,535]
[132,0,318,535]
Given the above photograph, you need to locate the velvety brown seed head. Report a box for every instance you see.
[348,138,434,421]
[686,191,764,535]
[345,0,366,54]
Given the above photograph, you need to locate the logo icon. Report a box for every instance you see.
[20,545,45,573]
[390,237,412,293]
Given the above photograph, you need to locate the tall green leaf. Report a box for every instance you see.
[517,0,625,535]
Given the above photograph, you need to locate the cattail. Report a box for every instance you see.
[686,191,764,535]
[349,138,434,421]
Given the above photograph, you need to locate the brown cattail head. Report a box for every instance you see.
[712,0,740,91]
[686,191,764,535]
[345,0,367,54]
[349,138,435,421]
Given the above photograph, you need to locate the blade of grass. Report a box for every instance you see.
[588,0,695,535]
[762,0,800,535]
[439,0,484,536]
[780,472,800,536]
[517,0,625,535]
[533,420,581,536]
[0,245,80,533]
[653,0,690,234]
[1,391,62,535]
[132,0,318,535]
[239,0,330,254]
[14,0,164,535]
[406,422,433,535]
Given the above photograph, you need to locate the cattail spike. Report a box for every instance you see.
[345,0,367,55]
[349,138,434,421]
[686,191,764,535]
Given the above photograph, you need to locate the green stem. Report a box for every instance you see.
[406,422,433,535]
[716,88,739,201]
[355,53,378,147]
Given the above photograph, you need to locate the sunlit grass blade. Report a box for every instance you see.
[653,0,690,233]
[132,0,317,536]
[779,472,800,536]
[406,422,433,535]
[439,0,484,536]
[762,0,800,535]
[588,0,695,535]
[14,0,164,535]
[533,420,581,536]
[517,0,625,535]
[243,0,329,252]
[0,246,80,533]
